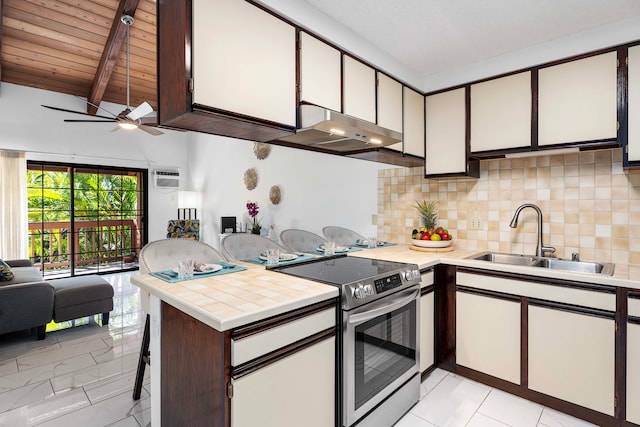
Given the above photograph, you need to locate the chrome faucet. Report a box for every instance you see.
[509,203,556,257]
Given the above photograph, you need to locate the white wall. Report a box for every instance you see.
[187,132,387,250]
[0,83,388,248]
[0,83,190,241]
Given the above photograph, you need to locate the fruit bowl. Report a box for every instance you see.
[411,239,452,248]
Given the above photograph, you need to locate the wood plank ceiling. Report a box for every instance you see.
[0,0,157,113]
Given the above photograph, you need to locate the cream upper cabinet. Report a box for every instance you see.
[456,291,521,384]
[299,32,341,112]
[425,88,466,175]
[628,45,640,162]
[377,73,403,153]
[470,71,531,152]
[403,87,425,157]
[529,306,615,416]
[231,337,335,427]
[192,0,296,126]
[343,56,376,123]
[538,51,617,146]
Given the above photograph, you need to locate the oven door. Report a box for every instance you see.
[343,286,420,426]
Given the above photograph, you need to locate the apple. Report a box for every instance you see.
[421,232,431,240]
[441,233,450,241]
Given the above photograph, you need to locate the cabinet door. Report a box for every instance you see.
[403,87,425,157]
[343,56,376,123]
[628,322,640,424]
[470,71,531,152]
[231,337,335,427]
[456,291,520,383]
[377,73,403,153]
[192,0,296,126]
[628,45,640,162]
[420,291,434,372]
[300,32,341,112]
[529,305,614,415]
[538,52,617,146]
[425,88,466,175]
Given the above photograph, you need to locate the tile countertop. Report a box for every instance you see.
[131,244,639,333]
[350,244,640,289]
[130,263,339,332]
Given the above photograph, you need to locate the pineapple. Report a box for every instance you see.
[414,200,438,231]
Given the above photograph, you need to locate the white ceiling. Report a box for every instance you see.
[300,0,640,82]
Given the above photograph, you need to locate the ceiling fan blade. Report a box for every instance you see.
[64,119,117,123]
[139,124,164,136]
[42,105,114,120]
[127,102,154,121]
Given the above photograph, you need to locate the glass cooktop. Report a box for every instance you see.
[273,255,412,286]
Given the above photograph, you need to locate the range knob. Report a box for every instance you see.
[363,284,375,296]
[353,285,365,299]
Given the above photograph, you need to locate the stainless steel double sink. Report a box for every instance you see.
[469,252,615,276]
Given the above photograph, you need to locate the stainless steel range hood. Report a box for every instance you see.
[271,104,402,153]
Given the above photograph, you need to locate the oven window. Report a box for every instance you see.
[354,300,417,410]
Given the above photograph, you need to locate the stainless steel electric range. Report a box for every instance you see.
[273,255,422,427]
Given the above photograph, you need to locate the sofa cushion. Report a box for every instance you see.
[0,259,14,281]
[0,266,44,286]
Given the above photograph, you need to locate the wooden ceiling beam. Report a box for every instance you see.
[87,0,140,115]
[1,0,4,84]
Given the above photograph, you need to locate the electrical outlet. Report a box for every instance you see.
[470,217,482,230]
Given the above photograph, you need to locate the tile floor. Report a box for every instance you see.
[0,272,597,427]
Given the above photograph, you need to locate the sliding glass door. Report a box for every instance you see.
[27,162,147,278]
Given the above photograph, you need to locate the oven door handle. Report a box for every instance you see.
[348,288,419,324]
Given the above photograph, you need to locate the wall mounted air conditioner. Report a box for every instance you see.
[154,170,180,188]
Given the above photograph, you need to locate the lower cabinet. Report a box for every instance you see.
[160,299,337,427]
[528,305,615,416]
[629,322,640,424]
[455,290,520,384]
[231,337,335,427]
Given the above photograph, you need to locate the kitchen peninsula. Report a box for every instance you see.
[131,244,640,427]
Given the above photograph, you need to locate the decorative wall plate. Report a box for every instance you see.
[269,185,282,205]
[244,168,258,190]
[253,142,271,160]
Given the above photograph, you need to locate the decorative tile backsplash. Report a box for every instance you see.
[377,148,640,280]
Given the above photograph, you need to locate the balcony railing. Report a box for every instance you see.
[28,219,140,272]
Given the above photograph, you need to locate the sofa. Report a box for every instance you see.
[0,259,114,340]
[0,259,55,340]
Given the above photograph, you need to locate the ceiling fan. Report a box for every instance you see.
[43,15,163,136]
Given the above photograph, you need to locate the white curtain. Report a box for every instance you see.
[0,150,28,259]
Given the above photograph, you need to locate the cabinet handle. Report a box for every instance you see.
[227,382,234,398]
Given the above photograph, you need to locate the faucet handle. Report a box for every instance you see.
[541,246,556,256]
[571,252,580,262]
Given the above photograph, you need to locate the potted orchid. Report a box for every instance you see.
[246,201,261,235]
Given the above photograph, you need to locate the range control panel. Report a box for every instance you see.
[374,273,403,293]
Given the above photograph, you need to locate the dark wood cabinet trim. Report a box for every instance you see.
[629,290,640,299]
[629,316,640,325]
[161,301,231,427]
[456,266,617,294]
[531,68,539,150]
[456,285,521,302]
[520,296,529,388]
[232,298,337,340]
[616,287,627,422]
[528,298,615,319]
[232,327,336,379]
[421,284,435,296]
[434,265,456,369]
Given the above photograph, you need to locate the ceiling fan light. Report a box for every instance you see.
[119,122,138,130]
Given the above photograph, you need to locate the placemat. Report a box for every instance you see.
[150,262,247,283]
[245,253,316,266]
